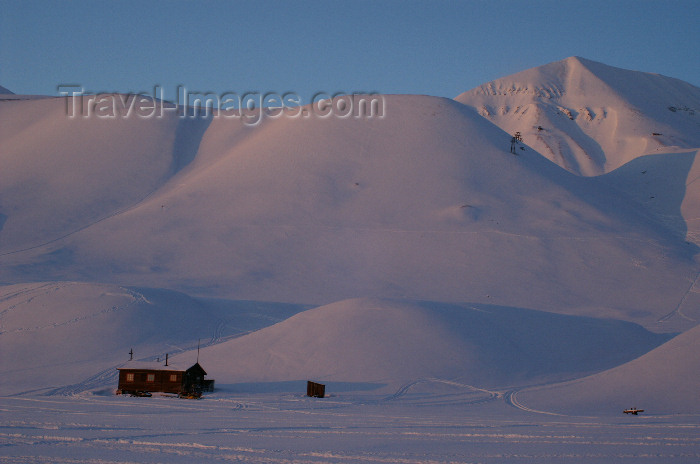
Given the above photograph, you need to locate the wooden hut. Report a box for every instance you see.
[306,381,325,398]
[117,361,213,396]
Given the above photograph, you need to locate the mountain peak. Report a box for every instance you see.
[457,56,618,101]
[562,55,599,67]
[456,57,700,176]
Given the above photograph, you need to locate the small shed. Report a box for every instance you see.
[117,361,214,396]
[307,381,325,398]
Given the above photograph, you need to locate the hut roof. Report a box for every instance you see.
[117,361,192,372]
[187,362,207,376]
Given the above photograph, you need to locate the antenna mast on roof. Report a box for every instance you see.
[129,348,133,361]
[197,339,201,363]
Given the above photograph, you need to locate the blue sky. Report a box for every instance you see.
[1,0,698,100]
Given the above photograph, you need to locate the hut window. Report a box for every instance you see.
[146,374,155,382]
[169,374,177,382]
[126,373,134,382]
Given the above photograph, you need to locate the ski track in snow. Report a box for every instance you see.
[658,269,700,324]
[1,283,147,335]
[47,367,122,397]
[505,389,565,417]
[385,378,502,408]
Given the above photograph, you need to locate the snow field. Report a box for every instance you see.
[2,392,700,464]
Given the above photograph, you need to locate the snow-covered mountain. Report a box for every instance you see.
[2,57,700,415]
[456,56,700,176]
[1,94,697,326]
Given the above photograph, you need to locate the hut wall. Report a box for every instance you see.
[118,369,183,394]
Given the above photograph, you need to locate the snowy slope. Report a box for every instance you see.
[188,298,670,390]
[456,56,700,176]
[516,323,700,415]
[596,148,700,247]
[1,95,696,328]
[0,281,308,395]
[0,284,669,397]
[0,96,209,252]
